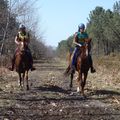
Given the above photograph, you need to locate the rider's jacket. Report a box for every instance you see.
[75,32,88,46]
[17,31,29,43]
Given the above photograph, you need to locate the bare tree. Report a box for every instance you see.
[0,0,10,55]
[0,0,41,55]
[0,0,51,61]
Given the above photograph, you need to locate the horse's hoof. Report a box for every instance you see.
[68,88,72,91]
[27,88,29,90]
[69,86,72,89]
[70,92,74,96]
[27,87,29,90]
[19,86,23,91]
[81,95,87,100]
[26,85,29,90]
[18,85,21,88]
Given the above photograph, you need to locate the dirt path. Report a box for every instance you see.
[0,59,120,120]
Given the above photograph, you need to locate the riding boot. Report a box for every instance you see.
[31,65,36,71]
[29,53,36,71]
[29,59,36,71]
[9,56,15,71]
[91,66,96,73]
[89,55,96,73]
[70,47,78,74]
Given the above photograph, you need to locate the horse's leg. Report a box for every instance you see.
[18,72,22,87]
[25,71,29,90]
[81,72,88,96]
[70,73,74,89]
[77,71,82,93]
[22,72,25,87]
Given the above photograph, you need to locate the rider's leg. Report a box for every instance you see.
[27,48,35,71]
[88,43,96,73]
[9,54,15,71]
[89,55,96,73]
[9,48,18,71]
[71,47,78,72]
[11,54,15,71]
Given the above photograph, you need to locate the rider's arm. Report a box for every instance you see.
[73,33,82,47]
[15,35,19,45]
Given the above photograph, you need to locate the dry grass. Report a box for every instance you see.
[95,54,120,69]
[0,55,11,67]
[90,55,120,90]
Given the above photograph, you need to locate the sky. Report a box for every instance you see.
[34,0,117,47]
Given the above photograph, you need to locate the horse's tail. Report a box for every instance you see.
[64,51,74,76]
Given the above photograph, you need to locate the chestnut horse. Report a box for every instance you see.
[69,38,91,97]
[15,41,31,90]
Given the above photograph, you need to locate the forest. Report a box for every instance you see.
[0,0,55,65]
[57,1,120,58]
[1,0,120,60]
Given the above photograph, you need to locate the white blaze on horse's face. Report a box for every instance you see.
[86,49,88,56]
[21,41,23,46]
[20,42,24,51]
[86,44,89,56]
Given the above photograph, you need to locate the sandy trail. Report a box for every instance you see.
[0,59,120,120]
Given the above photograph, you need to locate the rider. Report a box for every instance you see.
[9,24,36,71]
[65,23,96,74]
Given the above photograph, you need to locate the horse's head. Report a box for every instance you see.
[80,46,88,57]
[80,38,91,57]
[18,41,28,52]
[84,38,92,43]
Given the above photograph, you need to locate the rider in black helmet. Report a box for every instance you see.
[9,24,36,71]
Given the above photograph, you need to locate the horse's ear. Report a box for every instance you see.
[89,38,92,42]
[85,38,92,43]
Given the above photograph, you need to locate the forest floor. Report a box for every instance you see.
[0,56,120,120]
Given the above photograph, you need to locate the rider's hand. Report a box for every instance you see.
[78,44,82,47]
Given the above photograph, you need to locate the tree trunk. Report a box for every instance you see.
[0,16,9,56]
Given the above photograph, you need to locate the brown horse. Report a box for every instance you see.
[69,38,91,97]
[15,41,31,90]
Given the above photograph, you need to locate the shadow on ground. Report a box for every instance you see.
[34,84,69,94]
[86,88,120,100]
